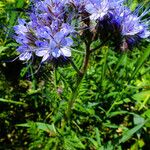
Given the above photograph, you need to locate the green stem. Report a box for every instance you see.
[106,101,117,116]
[66,42,91,123]
[69,59,81,75]
[66,38,109,124]
[30,65,38,108]
[106,88,126,116]
[30,65,36,90]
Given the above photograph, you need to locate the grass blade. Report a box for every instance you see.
[0,98,27,106]
[119,119,149,143]
[130,46,150,81]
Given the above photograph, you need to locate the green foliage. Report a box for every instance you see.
[0,0,150,149]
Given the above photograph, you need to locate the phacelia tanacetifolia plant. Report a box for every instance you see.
[14,0,150,123]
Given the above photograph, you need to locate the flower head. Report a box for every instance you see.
[14,0,150,62]
[85,0,124,21]
[14,0,74,63]
[35,24,73,62]
[95,1,150,50]
[117,5,150,49]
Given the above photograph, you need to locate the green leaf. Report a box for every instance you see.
[119,120,148,143]
[0,98,27,106]
[112,52,127,74]
[130,46,150,80]
[5,0,25,40]
[108,111,129,117]
[101,46,109,84]
[86,137,104,150]
[132,90,150,101]
[0,46,8,54]
[142,109,150,118]
[133,115,145,125]
[132,90,150,110]
[20,66,30,77]
[17,122,57,134]
[63,130,85,150]
[0,2,5,13]
[95,127,102,147]
[103,123,119,129]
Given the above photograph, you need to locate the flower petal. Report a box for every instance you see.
[60,47,71,57]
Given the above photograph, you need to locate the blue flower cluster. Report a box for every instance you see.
[14,0,150,62]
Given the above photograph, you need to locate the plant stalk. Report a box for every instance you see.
[66,42,91,124]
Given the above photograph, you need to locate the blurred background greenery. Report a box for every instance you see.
[0,0,150,149]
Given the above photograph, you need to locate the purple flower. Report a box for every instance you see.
[14,0,75,63]
[85,0,124,21]
[122,15,144,36]
[34,25,73,62]
[95,2,150,50]
[85,0,109,21]
[121,12,150,38]
[14,18,38,61]
[14,19,28,34]
[36,26,51,39]
[117,5,150,49]
[16,44,33,61]
[13,0,150,62]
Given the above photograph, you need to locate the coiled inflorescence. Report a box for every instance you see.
[14,0,150,62]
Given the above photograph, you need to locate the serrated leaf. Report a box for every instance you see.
[63,131,85,150]
[0,46,8,53]
[17,122,57,134]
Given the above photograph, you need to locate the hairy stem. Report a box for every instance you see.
[69,59,82,75]
[66,42,91,124]
[66,38,108,124]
